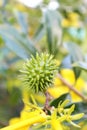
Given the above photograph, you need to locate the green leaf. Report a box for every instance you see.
[58,0,82,7]
[64,42,84,63]
[64,42,84,78]
[73,62,87,71]
[0,25,37,59]
[14,10,28,34]
[0,33,29,59]
[60,55,72,69]
[6,56,20,65]
[50,93,70,108]
[33,23,45,42]
[66,102,87,119]
[2,25,36,53]
[9,87,22,106]
[44,10,53,53]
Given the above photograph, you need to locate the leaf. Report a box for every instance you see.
[33,23,45,42]
[0,32,29,59]
[1,25,36,53]
[64,42,84,78]
[60,56,87,76]
[50,93,71,108]
[0,47,9,60]
[9,87,22,106]
[44,10,53,53]
[73,62,87,71]
[60,55,72,69]
[0,25,37,59]
[58,0,82,7]
[14,10,28,34]
[6,56,20,65]
[66,102,87,120]
[64,42,84,62]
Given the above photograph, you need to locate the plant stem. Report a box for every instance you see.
[57,73,87,102]
[44,91,52,114]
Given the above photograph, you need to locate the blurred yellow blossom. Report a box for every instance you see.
[14,3,28,12]
[1,102,46,130]
[62,12,80,28]
[7,78,21,91]
[48,69,86,102]
[0,1,2,6]
[48,86,69,98]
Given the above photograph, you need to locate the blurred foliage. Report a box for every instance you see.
[0,0,87,129]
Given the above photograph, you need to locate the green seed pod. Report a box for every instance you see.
[20,53,58,93]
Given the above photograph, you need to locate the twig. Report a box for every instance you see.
[43,91,53,114]
[57,73,87,102]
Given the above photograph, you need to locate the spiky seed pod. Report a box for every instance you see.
[20,53,58,93]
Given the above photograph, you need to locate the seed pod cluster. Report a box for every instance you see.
[20,53,58,93]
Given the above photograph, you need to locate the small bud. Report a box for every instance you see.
[68,104,75,115]
[60,99,70,108]
[71,113,84,120]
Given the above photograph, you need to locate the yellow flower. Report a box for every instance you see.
[1,98,84,130]
[62,12,80,28]
[48,86,69,98]
[7,78,21,92]
[51,109,63,130]
[51,119,63,130]
[48,69,86,102]
[0,113,46,130]
[22,90,29,103]
[54,69,75,86]
[1,103,46,130]
[14,3,28,12]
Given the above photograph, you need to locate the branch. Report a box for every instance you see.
[43,91,53,114]
[57,73,87,102]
